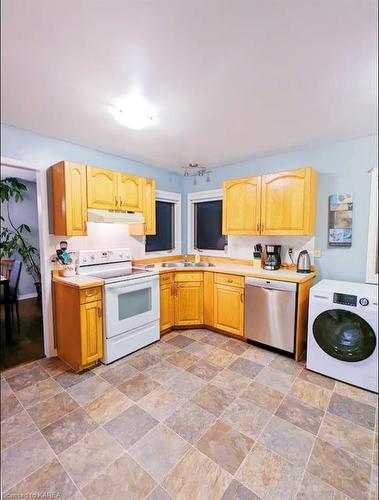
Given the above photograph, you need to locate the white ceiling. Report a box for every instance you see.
[1,0,377,171]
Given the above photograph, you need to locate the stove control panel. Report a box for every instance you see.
[78,248,132,266]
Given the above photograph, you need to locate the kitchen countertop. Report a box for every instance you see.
[52,262,316,288]
[153,262,316,284]
[52,274,104,289]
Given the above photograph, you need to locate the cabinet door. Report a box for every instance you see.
[214,284,244,336]
[261,167,317,235]
[87,167,118,209]
[160,283,174,332]
[118,174,143,212]
[203,272,214,327]
[143,178,156,234]
[80,300,103,366]
[174,282,204,326]
[65,162,87,236]
[222,177,261,234]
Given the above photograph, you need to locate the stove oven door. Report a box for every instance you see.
[104,275,159,338]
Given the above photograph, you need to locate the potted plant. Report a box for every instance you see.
[0,177,41,303]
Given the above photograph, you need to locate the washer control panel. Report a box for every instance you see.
[333,292,357,307]
[359,297,370,306]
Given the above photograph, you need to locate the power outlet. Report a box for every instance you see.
[314,248,321,258]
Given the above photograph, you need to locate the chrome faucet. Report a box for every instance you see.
[183,254,189,264]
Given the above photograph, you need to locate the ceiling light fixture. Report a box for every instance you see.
[182,163,212,180]
[113,93,158,130]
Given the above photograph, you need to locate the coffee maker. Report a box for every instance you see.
[263,245,281,270]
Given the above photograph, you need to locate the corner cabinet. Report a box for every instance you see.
[222,167,317,236]
[160,272,204,331]
[49,161,87,236]
[222,176,261,235]
[261,167,318,235]
[174,272,204,326]
[53,281,103,371]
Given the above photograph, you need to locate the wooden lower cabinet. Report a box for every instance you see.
[160,272,203,330]
[203,272,214,327]
[174,282,204,326]
[53,282,103,371]
[160,282,174,331]
[80,300,103,366]
[159,269,312,357]
[213,283,244,336]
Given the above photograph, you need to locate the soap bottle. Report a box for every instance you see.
[195,252,201,264]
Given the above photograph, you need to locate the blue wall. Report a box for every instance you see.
[182,135,378,283]
[1,125,183,193]
[2,124,377,283]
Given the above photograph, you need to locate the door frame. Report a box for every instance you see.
[1,156,54,357]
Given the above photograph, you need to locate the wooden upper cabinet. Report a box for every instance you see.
[118,173,143,212]
[87,167,118,210]
[143,178,156,234]
[223,176,261,235]
[261,167,318,235]
[50,161,87,236]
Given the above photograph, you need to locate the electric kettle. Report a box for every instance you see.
[297,250,311,273]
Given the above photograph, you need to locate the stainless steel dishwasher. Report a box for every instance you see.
[244,277,297,353]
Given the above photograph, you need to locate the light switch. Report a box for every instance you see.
[314,248,321,258]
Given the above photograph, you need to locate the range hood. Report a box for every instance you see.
[88,209,144,224]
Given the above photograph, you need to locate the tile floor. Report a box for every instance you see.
[1,329,378,500]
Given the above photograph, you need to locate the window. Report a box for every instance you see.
[145,190,181,255]
[366,168,378,284]
[188,190,228,256]
[195,200,227,251]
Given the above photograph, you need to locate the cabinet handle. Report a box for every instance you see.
[256,223,259,232]
[119,197,123,207]
[261,223,264,231]
[115,196,118,207]
[98,306,102,317]
[86,290,97,297]
[226,279,233,283]
[240,293,244,303]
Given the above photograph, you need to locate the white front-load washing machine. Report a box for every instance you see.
[307,279,378,393]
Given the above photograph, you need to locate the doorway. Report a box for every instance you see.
[1,160,50,369]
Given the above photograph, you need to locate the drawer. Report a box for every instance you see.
[79,287,102,304]
[215,273,244,287]
[174,271,203,282]
[160,273,174,285]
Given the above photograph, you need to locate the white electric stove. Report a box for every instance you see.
[78,248,160,364]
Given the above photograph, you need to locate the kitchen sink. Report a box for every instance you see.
[161,261,215,268]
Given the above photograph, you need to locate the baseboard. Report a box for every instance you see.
[18,292,38,300]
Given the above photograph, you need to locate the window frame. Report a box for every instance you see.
[145,190,182,257]
[366,168,378,284]
[187,189,229,257]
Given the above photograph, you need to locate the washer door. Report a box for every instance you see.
[313,309,376,362]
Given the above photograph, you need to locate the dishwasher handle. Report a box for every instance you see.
[245,277,297,292]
